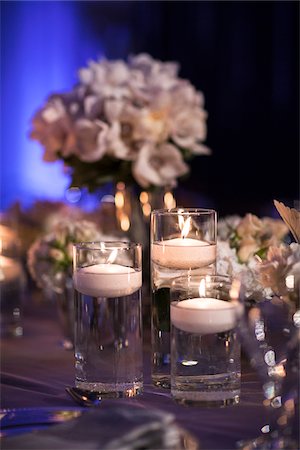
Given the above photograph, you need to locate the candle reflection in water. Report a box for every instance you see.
[0,227,25,337]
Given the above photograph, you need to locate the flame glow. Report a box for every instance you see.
[115,191,125,209]
[139,191,148,204]
[164,192,176,209]
[142,203,151,217]
[120,214,130,232]
[229,279,241,302]
[286,274,295,290]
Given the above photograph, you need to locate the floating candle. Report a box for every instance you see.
[170,297,237,334]
[73,263,142,298]
[152,238,216,270]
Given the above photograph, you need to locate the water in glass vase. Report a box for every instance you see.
[74,288,143,398]
[171,321,240,406]
[151,243,216,389]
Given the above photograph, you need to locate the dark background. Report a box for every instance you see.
[1,1,299,217]
[80,1,299,216]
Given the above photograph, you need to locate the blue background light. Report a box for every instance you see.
[0,1,104,210]
[1,1,298,216]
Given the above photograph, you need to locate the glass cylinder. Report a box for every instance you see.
[170,275,241,406]
[150,208,217,388]
[0,224,26,337]
[55,276,75,350]
[73,241,143,398]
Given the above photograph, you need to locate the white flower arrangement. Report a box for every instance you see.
[30,53,210,191]
[217,213,300,300]
[27,219,105,293]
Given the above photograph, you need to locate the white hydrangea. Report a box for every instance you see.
[30,53,210,190]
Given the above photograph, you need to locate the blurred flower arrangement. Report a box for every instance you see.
[217,211,300,300]
[30,53,210,191]
[6,201,82,258]
[27,219,103,294]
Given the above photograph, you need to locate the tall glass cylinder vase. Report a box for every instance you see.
[55,276,75,350]
[150,208,217,388]
[114,183,171,325]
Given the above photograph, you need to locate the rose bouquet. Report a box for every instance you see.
[217,212,300,300]
[30,53,210,191]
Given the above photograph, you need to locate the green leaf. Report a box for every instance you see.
[255,247,268,260]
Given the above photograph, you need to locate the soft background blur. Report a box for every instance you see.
[1,1,299,217]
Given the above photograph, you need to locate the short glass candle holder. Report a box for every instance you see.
[170,275,240,407]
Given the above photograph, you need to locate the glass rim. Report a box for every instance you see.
[73,241,142,251]
[171,274,232,288]
[151,207,216,216]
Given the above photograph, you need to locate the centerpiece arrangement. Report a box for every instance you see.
[29,52,211,290]
[30,53,210,193]
[217,208,300,300]
[27,219,111,348]
[221,203,300,449]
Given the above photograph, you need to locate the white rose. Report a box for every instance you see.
[132,143,189,188]
[30,97,74,161]
[74,119,108,162]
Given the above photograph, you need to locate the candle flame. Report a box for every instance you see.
[199,278,206,297]
[178,213,184,231]
[106,249,118,264]
[180,216,191,239]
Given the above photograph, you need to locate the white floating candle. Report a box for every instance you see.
[152,238,216,270]
[171,297,237,335]
[73,263,142,298]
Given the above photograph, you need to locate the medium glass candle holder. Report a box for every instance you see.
[73,241,143,398]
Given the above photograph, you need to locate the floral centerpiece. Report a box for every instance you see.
[27,219,104,294]
[27,219,122,348]
[217,212,300,300]
[29,53,210,191]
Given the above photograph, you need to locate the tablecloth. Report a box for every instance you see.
[1,291,268,450]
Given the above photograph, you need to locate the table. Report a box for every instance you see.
[1,291,268,450]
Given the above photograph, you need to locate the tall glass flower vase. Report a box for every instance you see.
[55,276,75,350]
[114,183,171,325]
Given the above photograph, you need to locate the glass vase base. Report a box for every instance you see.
[172,389,240,408]
[75,380,143,398]
[151,375,171,389]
